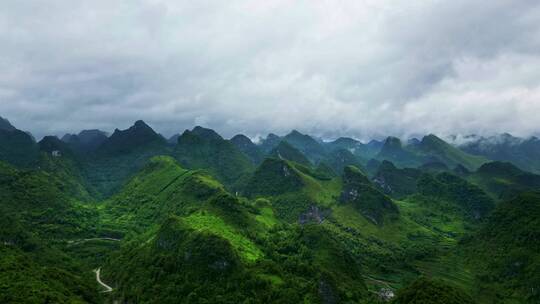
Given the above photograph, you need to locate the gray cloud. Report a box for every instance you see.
[1,0,540,140]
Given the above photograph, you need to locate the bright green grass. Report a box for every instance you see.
[184,212,263,263]
[329,197,475,294]
[286,160,342,206]
[396,198,469,242]
[257,273,284,286]
[255,206,278,228]
[414,254,474,292]
[332,204,437,244]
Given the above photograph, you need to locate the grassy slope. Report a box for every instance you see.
[415,135,488,171]
[173,128,255,191]
[99,156,374,303]
[245,158,490,299]
[245,157,341,222]
[467,161,540,201]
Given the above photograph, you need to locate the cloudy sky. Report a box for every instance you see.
[1,0,540,140]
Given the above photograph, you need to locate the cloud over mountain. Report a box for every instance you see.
[1,1,540,139]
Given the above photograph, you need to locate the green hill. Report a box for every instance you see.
[325,137,381,160]
[62,129,108,154]
[102,157,369,303]
[2,118,540,303]
[462,192,540,302]
[324,148,366,174]
[258,133,282,153]
[245,157,341,222]
[103,215,249,303]
[269,140,312,166]
[38,136,95,201]
[83,121,170,197]
[392,277,475,304]
[372,160,422,198]
[282,130,327,163]
[340,165,399,225]
[230,134,265,165]
[0,128,39,168]
[468,161,540,200]
[326,137,363,151]
[377,137,423,168]
[460,133,540,174]
[244,158,306,197]
[417,172,495,220]
[375,135,488,171]
[95,120,165,156]
[0,116,16,131]
[414,134,487,171]
[104,156,255,230]
[173,126,255,190]
[0,161,102,303]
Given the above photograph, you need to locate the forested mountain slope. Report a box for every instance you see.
[1,118,539,303]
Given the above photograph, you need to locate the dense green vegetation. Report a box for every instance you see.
[461,192,540,302]
[468,161,540,200]
[340,165,399,225]
[230,134,265,165]
[174,126,255,190]
[392,277,475,304]
[1,119,539,303]
[412,135,488,171]
[460,133,540,174]
[269,141,312,167]
[0,128,39,168]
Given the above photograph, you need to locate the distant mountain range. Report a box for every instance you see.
[2,115,540,179]
[1,115,540,303]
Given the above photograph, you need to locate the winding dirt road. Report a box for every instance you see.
[94,268,113,293]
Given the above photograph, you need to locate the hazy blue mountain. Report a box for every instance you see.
[340,165,399,225]
[324,148,365,174]
[258,133,282,153]
[326,137,363,151]
[230,134,264,165]
[84,120,169,196]
[173,126,254,190]
[407,138,421,146]
[96,120,166,156]
[468,161,540,200]
[167,133,180,144]
[39,136,75,157]
[372,160,422,198]
[269,140,311,167]
[0,119,39,167]
[364,139,384,158]
[62,129,108,154]
[413,134,487,171]
[281,130,328,163]
[376,136,423,167]
[459,133,540,174]
[0,116,16,131]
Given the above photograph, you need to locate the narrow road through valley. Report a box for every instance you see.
[68,237,121,245]
[94,268,113,293]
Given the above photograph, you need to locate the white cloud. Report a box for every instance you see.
[0,0,539,140]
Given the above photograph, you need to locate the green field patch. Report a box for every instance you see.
[255,206,278,228]
[184,212,263,262]
[257,273,284,286]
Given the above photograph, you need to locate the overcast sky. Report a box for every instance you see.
[1,0,540,140]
